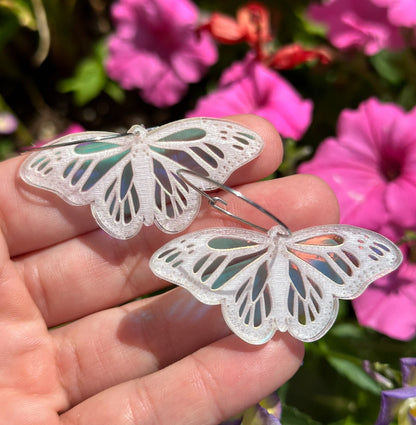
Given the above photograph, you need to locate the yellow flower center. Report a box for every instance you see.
[398,396,416,425]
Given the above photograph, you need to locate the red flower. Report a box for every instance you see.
[268,44,332,70]
[202,2,271,50]
[203,12,245,44]
[203,2,331,69]
[236,2,272,47]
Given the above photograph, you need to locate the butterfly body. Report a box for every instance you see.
[150,224,402,343]
[20,118,263,239]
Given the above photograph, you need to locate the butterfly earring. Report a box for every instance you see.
[150,169,403,344]
[19,118,263,239]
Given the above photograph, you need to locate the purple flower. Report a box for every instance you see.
[402,358,416,387]
[307,0,404,55]
[0,112,18,134]
[375,358,416,425]
[106,0,217,107]
[187,54,313,140]
[220,393,282,425]
[371,0,416,28]
[298,98,416,340]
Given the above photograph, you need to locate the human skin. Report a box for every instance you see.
[0,115,338,425]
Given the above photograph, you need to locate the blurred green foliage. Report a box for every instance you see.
[280,302,416,425]
[1,0,416,157]
[0,1,415,424]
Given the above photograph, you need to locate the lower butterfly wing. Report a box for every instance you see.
[149,156,202,233]
[150,228,279,344]
[144,118,264,232]
[272,224,402,341]
[20,131,148,239]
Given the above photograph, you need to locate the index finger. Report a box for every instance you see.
[3,115,282,257]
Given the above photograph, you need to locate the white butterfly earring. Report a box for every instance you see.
[150,169,403,344]
[19,118,263,239]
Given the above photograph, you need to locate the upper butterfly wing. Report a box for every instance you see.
[150,227,279,344]
[144,118,264,232]
[20,131,146,239]
[272,224,402,341]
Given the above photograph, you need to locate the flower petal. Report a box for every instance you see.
[375,387,416,425]
[105,0,217,107]
[308,0,404,54]
[401,359,416,387]
[188,55,312,140]
[353,264,416,341]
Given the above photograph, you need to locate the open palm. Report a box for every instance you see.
[0,115,338,425]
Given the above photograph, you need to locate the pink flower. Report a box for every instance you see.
[106,0,217,108]
[308,0,404,55]
[353,240,416,341]
[298,98,416,340]
[59,124,85,136]
[0,112,18,134]
[33,124,86,148]
[371,0,416,28]
[299,98,416,233]
[187,55,313,140]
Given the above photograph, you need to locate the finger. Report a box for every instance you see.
[53,288,231,405]
[60,332,303,425]
[224,114,283,185]
[16,174,339,326]
[4,115,281,257]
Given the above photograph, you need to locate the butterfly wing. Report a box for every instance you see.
[273,224,403,341]
[144,118,264,232]
[20,118,263,237]
[20,131,147,239]
[150,227,280,344]
[151,225,402,344]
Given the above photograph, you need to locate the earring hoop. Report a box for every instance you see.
[177,168,292,237]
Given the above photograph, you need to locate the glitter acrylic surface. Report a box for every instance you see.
[19,118,264,239]
[150,224,403,344]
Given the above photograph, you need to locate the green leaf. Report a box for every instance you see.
[327,357,382,395]
[57,40,119,106]
[0,0,36,29]
[330,323,367,339]
[279,138,312,176]
[329,416,363,425]
[295,9,327,38]
[0,12,20,50]
[58,57,106,105]
[397,83,416,110]
[370,51,404,85]
[0,137,14,159]
[104,80,125,103]
[281,404,323,425]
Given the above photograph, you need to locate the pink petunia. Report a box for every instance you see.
[187,54,313,140]
[299,98,416,340]
[307,0,404,55]
[353,243,416,341]
[371,0,416,28]
[106,0,217,108]
[33,123,86,148]
[0,112,18,134]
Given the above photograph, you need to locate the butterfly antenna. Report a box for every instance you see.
[20,132,132,152]
[177,169,292,236]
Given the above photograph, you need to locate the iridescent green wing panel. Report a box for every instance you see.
[150,227,278,344]
[20,131,144,239]
[144,118,264,233]
[277,224,403,341]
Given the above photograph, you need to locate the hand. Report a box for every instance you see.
[0,115,338,425]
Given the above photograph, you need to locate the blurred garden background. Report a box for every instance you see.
[1,0,416,424]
